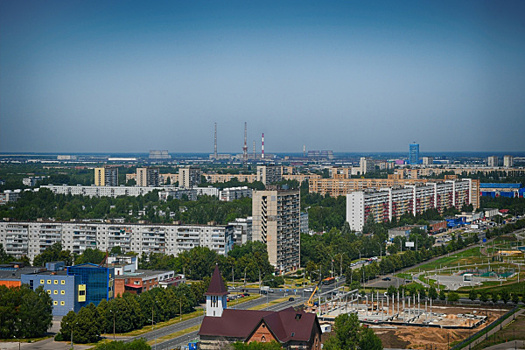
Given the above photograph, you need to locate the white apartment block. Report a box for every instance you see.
[228,217,252,245]
[0,222,234,262]
[487,156,498,167]
[346,179,473,232]
[252,189,300,274]
[42,185,163,198]
[503,155,514,168]
[219,186,253,201]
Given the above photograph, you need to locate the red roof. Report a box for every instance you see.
[199,309,274,338]
[198,307,320,344]
[205,265,228,296]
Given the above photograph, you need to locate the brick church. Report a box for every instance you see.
[198,266,322,349]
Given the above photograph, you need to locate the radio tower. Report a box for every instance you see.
[214,122,218,159]
[243,122,248,163]
[261,133,265,159]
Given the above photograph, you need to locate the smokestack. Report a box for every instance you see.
[303,145,306,158]
[243,122,248,162]
[253,141,256,159]
[261,133,265,159]
[214,122,217,159]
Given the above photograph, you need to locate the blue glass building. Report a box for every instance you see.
[67,263,114,307]
[409,143,419,165]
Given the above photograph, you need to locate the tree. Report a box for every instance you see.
[479,290,489,303]
[448,292,460,303]
[33,242,73,267]
[323,313,360,350]
[500,290,510,304]
[512,293,520,304]
[0,244,15,264]
[359,326,383,350]
[428,286,438,301]
[491,292,500,304]
[439,290,446,301]
[324,313,382,350]
[94,338,151,349]
[468,289,478,301]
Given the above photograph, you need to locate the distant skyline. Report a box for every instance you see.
[1,1,525,153]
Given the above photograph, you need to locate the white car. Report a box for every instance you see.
[304,288,314,292]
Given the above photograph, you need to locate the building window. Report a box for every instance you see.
[54,280,58,285]
[47,280,51,284]
[61,290,65,295]
[53,290,58,294]
[40,279,44,284]
[47,290,51,294]
[53,301,58,305]
[60,301,65,306]
[61,280,65,285]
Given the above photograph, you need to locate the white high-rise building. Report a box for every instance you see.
[346,179,474,232]
[503,155,514,168]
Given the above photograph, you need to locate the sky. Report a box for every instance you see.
[1,1,525,154]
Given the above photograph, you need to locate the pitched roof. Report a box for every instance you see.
[198,307,320,344]
[199,309,274,338]
[205,265,228,296]
[261,307,320,343]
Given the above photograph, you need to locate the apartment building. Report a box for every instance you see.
[252,189,300,273]
[0,222,234,262]
[179,166,201,188]
[487,156,499,167]
[136,167,160,187]
[219,186,252,201]
[256,165,282,185]
[228,217,252,245]
[503,155,514,168]
[346,179,474,231]
[309,177,480,209]
[94,167,118,186]
[42,184,161,198]
[203,173,257,184]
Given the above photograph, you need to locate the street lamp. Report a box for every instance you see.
[109,308,116,340]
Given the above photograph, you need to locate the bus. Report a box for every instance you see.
[322,277,336,285]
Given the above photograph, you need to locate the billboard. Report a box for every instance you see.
[405,241,415,248]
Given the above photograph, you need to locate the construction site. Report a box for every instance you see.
[305,285,507,350]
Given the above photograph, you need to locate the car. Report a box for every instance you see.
[304,288,313,292]
[243,293,250,297]
[288,297,295,301]
[268,289,274,293]
[382,277,391,281]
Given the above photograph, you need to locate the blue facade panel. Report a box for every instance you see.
[21,273,80,316]
[67,263,114,307]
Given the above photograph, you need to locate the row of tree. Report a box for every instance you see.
[0,188,253,225]
[140,241,275,282]
[0,285,53,339]
[56,280,208,343]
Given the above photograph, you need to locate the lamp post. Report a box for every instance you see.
[109,308,116,340]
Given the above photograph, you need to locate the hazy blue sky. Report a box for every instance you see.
[1,1,524,154]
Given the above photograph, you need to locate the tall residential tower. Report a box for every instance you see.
[252,189,300,273]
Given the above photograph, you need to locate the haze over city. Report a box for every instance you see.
[1,0,525,153]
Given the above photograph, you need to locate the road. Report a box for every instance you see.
[146,294,310,350]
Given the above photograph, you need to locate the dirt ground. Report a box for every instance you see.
[373,305,508,350]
